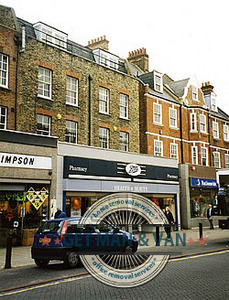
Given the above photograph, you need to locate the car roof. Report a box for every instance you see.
[47,217,81,222]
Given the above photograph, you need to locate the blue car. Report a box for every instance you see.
[31,218,138,268]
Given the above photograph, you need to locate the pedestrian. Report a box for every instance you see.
[54,207,66,219]
[164,206,174,239]
[207,204,214,229]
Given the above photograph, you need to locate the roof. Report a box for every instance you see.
[139,72,180,103]
[17,18,128,74]
[166,78,190,98]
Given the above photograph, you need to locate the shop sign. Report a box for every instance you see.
[0,152,52,169]
[191,177,217,188]
[125,164,141,176]
[26,187,49,210]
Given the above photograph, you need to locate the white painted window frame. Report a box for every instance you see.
[191,146,198,165]
[153,103,162,125]
[0,54,8,88]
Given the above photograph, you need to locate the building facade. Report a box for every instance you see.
[1,4,229,230]
[0,129,57,245]
[57,143,180,229]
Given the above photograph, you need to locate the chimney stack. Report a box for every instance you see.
[201,81,214,95]
[87,35,109,51]
[127,47,149,73]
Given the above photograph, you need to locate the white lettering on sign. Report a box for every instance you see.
[167,174,178,180]
[69,165,87,172]
[125,164,141,176]
[0,153,52,169]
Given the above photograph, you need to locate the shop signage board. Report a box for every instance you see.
[190,177,217,188]
[0,152,52,169]
[64,157,179,182]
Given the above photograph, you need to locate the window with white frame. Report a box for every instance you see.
[199,114,206,133]
[0,54,8,88]
[170,143,178,159]
[99,87,109,114]
[33,22,67,49]
[120,93,128,119]
[211,96,216,111]
[99,127,109,148]
[37,114,51,135]
[190,112,197,131]
[0,106,7,129]
[212,121,219,139]
[154,72,163,93]
[223,124,229,142]
[38,67,52,99]
[154,140,163,157]
[153,103,162,124]
[201,147,208,166]
[120,131,129,151]
[213,151,221,168]
[66,76,78,106]
[169,108,177,128]
[65,121,77,144]
[192,86,198,101]
[191,146,198,165]
[225,153,229,168]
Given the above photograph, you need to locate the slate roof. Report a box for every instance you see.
[139,72,180,103]
[166,78,190,98]
[17,18,127,74]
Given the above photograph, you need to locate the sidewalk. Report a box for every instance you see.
[0,227,228,269]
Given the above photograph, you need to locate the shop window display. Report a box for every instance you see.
[190,188,214,218]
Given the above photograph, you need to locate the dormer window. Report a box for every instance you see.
[154,71,163,93]
[192,86,198,101]
[93,49,119,70]
[204,92,217,112]
[34,22,68,49]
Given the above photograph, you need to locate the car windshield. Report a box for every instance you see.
[38,220,63,234]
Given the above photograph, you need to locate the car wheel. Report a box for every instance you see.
[64,251,79,268]
[34,259,49,268]
[124,245,134,254]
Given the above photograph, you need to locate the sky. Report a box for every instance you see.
[2,0,229,114]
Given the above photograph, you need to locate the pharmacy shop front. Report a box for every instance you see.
[57,143,180,228]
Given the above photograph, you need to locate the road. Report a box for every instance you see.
[1,250,229,300]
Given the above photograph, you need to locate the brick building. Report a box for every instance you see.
[136,51,229,227]
[0,6,20,131]
[1,4,229,229]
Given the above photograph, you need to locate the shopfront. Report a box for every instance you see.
[0,130,57,245]
[179,164,218,228]
[57,143,180,229]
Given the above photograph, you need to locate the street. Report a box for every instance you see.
[1,250,229,300]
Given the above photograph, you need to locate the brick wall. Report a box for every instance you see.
[17,38,140,153]
[0,6,20,130]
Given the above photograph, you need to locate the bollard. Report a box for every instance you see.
[5,233,13,269]
[199,223,203,240]
[156,225,160,246]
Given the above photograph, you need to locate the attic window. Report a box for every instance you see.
[93,49,119,70]
[192,86,198,101]
[34,22,67,49]
[154,72,163,93]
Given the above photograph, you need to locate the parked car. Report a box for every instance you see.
[31,217,138,268]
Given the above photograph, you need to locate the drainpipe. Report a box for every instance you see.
[179,105,184,164]
[14,26,26,130]
[208,110,211,166]
[88,75,93,146]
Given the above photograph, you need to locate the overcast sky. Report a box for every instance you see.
[2,0,229,114]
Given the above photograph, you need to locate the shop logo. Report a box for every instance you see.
[125,164,141,176]
[79,193,169,288]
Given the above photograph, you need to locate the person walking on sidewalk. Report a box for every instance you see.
[164,206,174,239]
[207,204,214,229]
